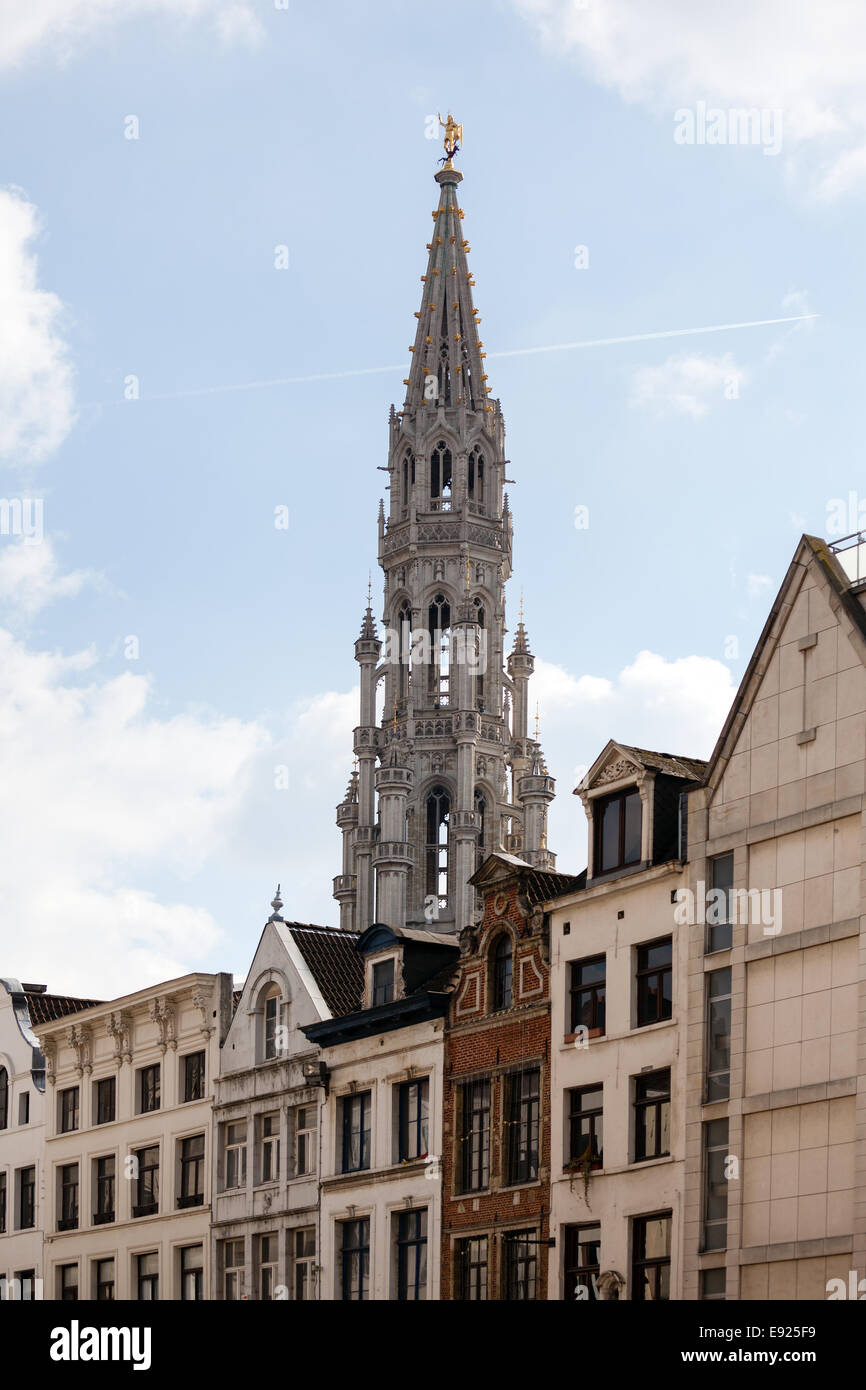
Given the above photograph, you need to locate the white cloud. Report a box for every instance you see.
[0,536,102,618]
[747,572,773,599]
[630,351,745,418]
[0,0,263,70]
[0,189,76,465]
[513,0,866,198]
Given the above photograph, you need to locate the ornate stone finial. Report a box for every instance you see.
[438,110,462,169]
[269,884,284,922]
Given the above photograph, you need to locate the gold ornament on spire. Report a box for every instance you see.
[534,703,540,742]
[438,111,463,169]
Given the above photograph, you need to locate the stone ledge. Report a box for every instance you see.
[742,1077,857,1113]
[744,917,859,962]
[739,1235,853,1265]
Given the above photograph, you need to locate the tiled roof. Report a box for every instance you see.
[618,745,708,782]
[525,868,586,905]
[24,991,102,1025]
[284,923,364,1018]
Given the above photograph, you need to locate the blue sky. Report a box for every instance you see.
[1,0,864,994]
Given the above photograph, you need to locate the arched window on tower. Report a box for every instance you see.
[437,302,451,405]
[0,1066,8,1130]
[401,451,415,518]
[425,784,450,910]
[468,449,485,512]
[474,788,487,874]
[430,441,452,511]
[490,934,513,1012]
[397,600,412,702]
[473,599,485,709]
[428,593,451,704]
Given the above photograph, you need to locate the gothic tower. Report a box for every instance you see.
[334,124,555,936]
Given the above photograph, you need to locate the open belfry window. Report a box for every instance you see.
[594,785,642,874]
[425,784,450,905]
[429,439,452,508]
[427,593,451,701]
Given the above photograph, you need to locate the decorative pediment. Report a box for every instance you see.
[594,755,639,786]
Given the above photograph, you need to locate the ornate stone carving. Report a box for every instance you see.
[595,756,636,786]
[148,997,177,1053]
[191,986,213,1039]
[42,1039,57,1087]
[107,1010,132,1065]
[66,1023,93,1077]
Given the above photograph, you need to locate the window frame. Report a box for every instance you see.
[490,933,514,1012]
[633,1068,671,1163]
[458,1078,490,1194]
[224,1121,248,1191]
[564,1223,601,1301]
[705,967,732,1102]
[58,1162,79,1231]
[703,1119,729,1252]
[568,1083,604,1170]
[569,955,606,1036]
[138,1064,160,1115]
[178,1133,205,1208]
[707,852,734,953]
[182,1051,206,1103]
[502,1229,538,1301]
[94,1154,115,1224]
[594,786,642,875]
[631,1211,672,1301]
[59,1085,79,1134]
[455,1235,488,1301]
[340,1091,372,1174]
[507,1068,540,1186]
[395,1208,427,1301]
[95,1075,116,1126]
[132,1144,159,1217]
[397,1077,430,1163]
[635,937,673,1028]
[339,1217,370,1301]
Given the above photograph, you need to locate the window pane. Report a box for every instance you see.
[600,798,620,871]
[623,790,641,862]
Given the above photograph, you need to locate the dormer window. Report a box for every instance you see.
[372,959,395,1007]
[595,787,641,874]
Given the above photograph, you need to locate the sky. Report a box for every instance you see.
[1,0,864,995]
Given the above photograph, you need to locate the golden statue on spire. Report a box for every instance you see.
[438,111,463,169]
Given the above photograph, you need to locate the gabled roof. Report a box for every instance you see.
[577,739,707,794]
[470,852,584,903]
[281,923,364,1019]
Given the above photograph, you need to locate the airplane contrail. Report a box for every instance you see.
[85,313,818,405]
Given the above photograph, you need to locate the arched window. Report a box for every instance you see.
[425,785,450,907]
[468,449,485,508]
[401,451,415,514]
[258,983,284,1062]
[491,934,513,1011]
[474,788,487,873]
[397,600,412,700]
[0,1066,8,1130]
[430,440,452,510]
[428,593,451,703]
[473,599,485,708]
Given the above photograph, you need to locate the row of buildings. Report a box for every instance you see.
[2,133,865,1300]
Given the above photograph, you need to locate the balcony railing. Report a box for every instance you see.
[829,531,866,586]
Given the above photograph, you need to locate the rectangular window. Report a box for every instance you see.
[262,1112,280,1182]
[459,1079,490,1193]
[632,1212,671,1301]
[295,1106,315,1176]
[633,1069,671,1162]
[139,1065,160,1114]
[636,938,673,1027]
[224,1122,247,1190]
[700,1267,726,1300]
[59,1264,79,1302]
[294,1227,316,1301]
[455,1235,488,1301]
[15,1270,36,1301]
[133,1145,159,1217]
[340,1217,370,1301]
[95,1258,115,1301]
[18,1092,29,1125]
[58,1163,79,1231]
[564,1224,601,1301]
[137,1251,158,1301]
[223,1239,244,1301]
[398,1078,429,1162]
[258,1233,278,1300]
[707,852,734,953]
[179,1134,205,1207]
[181,1245,204,1302]
[703,1119,729,1251]
[503,1230,537,1301]
[183,1051,206,1103]
[595,787,642,874]
[372,959,395,1006]
[264,995,279,1059]
[94,1155,115,1223]
[569,955,606,1036]
[18,1166,35,1229]
[95,1076,115,1125]
[59,1086,79,1133]
[507,1069,540,1185]
[568,1085,603,1169]
[395,1208,427,1301]
[341,1092,371,1174]
[0,1173,5,1233]
[706,969,732,1102]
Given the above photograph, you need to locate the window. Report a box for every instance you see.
[425,784,450,902]
[700,1267,726,1300]
[395,1209,427,1300]
[398,1078,429,1162]
[455,1236,488,1301]
[179,1134,205,1207]
[60,1085,79,1133]
[703,1119,729,1252]
[183,1051,206,1103]
[491,934,513,1011]
[223,1239,244,1301]
[595,787,641,874]
[636,938,672,1027]
[706,968,731,1102]
[707,852,734,953]
[0,1173,5,1233]
[132,1145,159,1217]
[264,992,280,1059]
[94,1156,115,1223]
[568,1085,603,1169]
[467,447,485,506]
[18,1166,35,1229]
[15,1270,36,1301]
[340,1217,370,1301]
[564,1225,601,1301]
[258,1233,278,1300]
[474,787,487,869]
[136,1251,158,1301]
[95,1076,115,1125]
[18,1091,29,1125]
[180,1245,203,1301]
[96,1258,115,1301]
[507,1069,540,1185]
[341,1092,371,1173]
[632,1213,671,1301]
[294,1228,316,1301]
[634,1069,671,1162]
[372,959,395,1006]
[503,1230,537,1300]
[261,1112,280,1182]
[224,1122,247,1190]
[0,1066,7,1129]
[59,1163,79,1231]
[139,1065,160,1114]
[59,1264,78,1301]
[295,1105,315,1176]
[429,440,452,506]
[569,955,606,1035]
[459,1079,490,1192]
